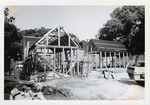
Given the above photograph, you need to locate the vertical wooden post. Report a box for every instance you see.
[46,35,48,45]
[100,52,102,78]
[71,48,73,76]
[105,52,107,68]
[114,52,116,69]
[87,52,89,75]
[95,52,97,70]
[123,52,125,68]
[44,46,47,74]
[60,52,62,72]
[99,52,101,69]
[68,36,70,46]
[26,41,30,57]
[54,47,56,73]
[70,48,72,76]
[58,27,60,46]
[77,49,79,76]
[62,48,65,75]
[126,52,129,63]
[35,47,37,71]
[57,52,60,68]
[109,52,111,68]
[119,52,121,68]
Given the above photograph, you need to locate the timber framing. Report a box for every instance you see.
[26,25,81,79]
[87,39,130,79]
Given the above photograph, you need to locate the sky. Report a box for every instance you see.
[8,6,120,41]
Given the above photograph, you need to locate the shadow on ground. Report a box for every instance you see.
[118,78,145,87]
[118,78,137,85]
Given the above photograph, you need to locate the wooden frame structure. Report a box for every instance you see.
[25,25,82,78]
[87,39,130,79]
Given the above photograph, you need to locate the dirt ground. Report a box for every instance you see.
[42,68,145,100]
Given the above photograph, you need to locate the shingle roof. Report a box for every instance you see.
[88,39,127,52]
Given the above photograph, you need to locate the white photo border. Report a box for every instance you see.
[0,0,150,105]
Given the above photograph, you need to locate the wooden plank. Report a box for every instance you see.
[26,41,30,57]
[109,52,111,68]
[58,27,60,46]
[126,53,129,62]
[100,52,102,78]
[70,48,72,76]
[46,35,48,45]
[35,47,37,70]
[114,52,116,69]
[44,46,47,73]
[35,25,58,45]
[23,36,25,61]
[61,28,79,48]
[119,52,121,68]
[73,49,75,76]
[90,46,93,71]
[105,52,107,68]
[77,49,79,76]
[95,52,97,70]
[54,47,56,73]
[68,36,70,47]
[123,52,125,68]
[63,48,65,75]
[36,45,78,49]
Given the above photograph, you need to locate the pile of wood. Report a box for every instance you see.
[42,86,72,97]
[5,81,46,100]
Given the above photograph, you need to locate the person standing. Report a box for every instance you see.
[10,59,15,76]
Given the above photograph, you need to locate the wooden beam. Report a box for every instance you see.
[95,52,97,71]
[70,48,73,76]
[90,46,93,72]
[46,35,48,45]
[35,47,38,70]
[26,41,30,57]
[114,52,116,69]
[100,52,102,70]
[58,27,60,46]
[60,52,62,69]
[54,47,56,73]
[61,28,79,48]
[126,52,129,63]
[68,36,70,47]
[44,46,47,73]
[36,45,78,49]
[105,52,107,68]
[62,48,65,75]
[100,52,102,78]
[77,49,79,76]
[23,36,25,61]
[35,25,59,45]
[123,52,125,68]
[109,52,111,68]
[119,52,121,68]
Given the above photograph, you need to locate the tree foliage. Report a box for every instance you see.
[98,6,145,54]
[19,27,51,37]
[4,8,22,60]
[69,33,80,42]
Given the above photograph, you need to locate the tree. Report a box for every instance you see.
[4,8,22,60]
[98,6,145,54]
[19,27,51,38]
[98,18,124,41]
[69,33,80,42]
